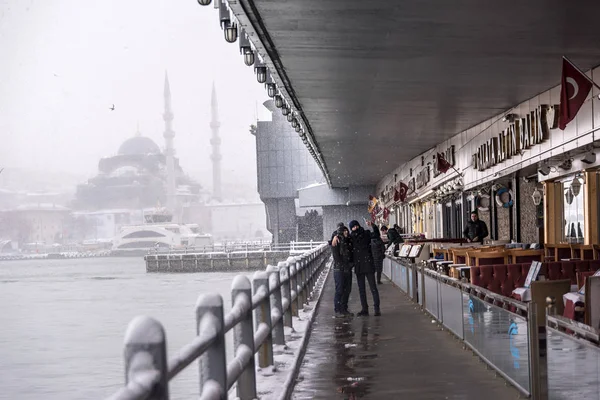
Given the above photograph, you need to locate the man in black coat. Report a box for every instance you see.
[348,219,380,316]
[370,228,386,284]
[380,225,403,256]
[330,224,354,317]
[463,211,489,244]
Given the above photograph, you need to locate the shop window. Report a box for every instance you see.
[563,176,585,243]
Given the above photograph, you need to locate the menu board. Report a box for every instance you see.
[408,244,423,258]
[399,244,412,257]
[524,261,542,288]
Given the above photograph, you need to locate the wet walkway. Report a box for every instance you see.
[292,271,520,399]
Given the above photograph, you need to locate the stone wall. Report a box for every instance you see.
[478,209,492,240]
[519,179,540,244]
[497,206,511,241]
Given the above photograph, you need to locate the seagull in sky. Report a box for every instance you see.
[109,104,115,111]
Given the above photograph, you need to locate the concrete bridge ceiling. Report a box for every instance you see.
[244,0,600,187]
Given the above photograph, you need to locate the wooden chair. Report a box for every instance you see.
[531,279,571,327]
[571,244,595,260]
[450,247,475,265]
[544,243,574,261]
[509,249,544,264]
[577,271,597,289]
[584,276,600,328]
[432,248,448,261]
[593,244,600,260]
[467,250,509,266]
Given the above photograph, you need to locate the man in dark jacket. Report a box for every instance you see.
[330,225,353,317]
[348,220,380,316]
[381,225,403,256]
[463,211,489,244]
[370,229,386,284]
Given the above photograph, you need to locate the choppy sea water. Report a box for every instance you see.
[0,257,244,399]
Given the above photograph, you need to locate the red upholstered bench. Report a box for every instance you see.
[470,260,600,297]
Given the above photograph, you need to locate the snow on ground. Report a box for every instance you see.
[228,260,331,400]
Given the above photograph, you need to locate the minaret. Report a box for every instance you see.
[163,72,176,213]
[210,81,222,201]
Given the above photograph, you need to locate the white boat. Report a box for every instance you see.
[111,207,212,255]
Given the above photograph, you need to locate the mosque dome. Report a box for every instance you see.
[117,136,161,156]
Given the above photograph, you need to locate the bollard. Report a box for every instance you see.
[278,261,293,328]
[123,316,169,400]
[196,293,226,399]
[231,275,257,400]
[267,265,285,345]
[252,271,274,367]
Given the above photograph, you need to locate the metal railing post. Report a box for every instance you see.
[307,253,315,299]
[288,258,299,316]
[123,316,169,400]
[527,301,539,399]
[267,265,285,346]
[297,256,306,307]
[231,275,257,400]
[278,261,293,328]
[252,271,274,367]
[196,293,226,399]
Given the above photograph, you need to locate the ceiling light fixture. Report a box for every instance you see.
[274,95,283,108]
[266,83,276,98]
[255,66,267,84]
[224,22,238,43]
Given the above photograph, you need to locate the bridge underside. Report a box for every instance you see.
[243,0,600,187]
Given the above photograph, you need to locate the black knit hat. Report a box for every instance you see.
[349,220,360,230]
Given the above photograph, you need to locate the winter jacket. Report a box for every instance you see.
[463,220,489,243]
[370,231,386,268]
[350,225,375,274]
[330,228,353,272]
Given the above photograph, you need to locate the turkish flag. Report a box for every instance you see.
[383,207,390,221]
[437,153,452,174]
[398,182,409,202]
[559,58,593,130]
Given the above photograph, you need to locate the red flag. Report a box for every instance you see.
[559,58,593,130]
[393,188,401,202]
[398,182,409,202]
[437,153,452,174]
[383,207,390,221]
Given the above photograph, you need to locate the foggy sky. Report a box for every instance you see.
[0,0,269,191]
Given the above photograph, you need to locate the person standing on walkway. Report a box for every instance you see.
[348,219,380,316]
[370,228,386,284]
[463,211,488,244]
[330,224,354,317]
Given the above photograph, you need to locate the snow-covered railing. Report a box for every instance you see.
[157,241,326,256]
[106,243,330,400]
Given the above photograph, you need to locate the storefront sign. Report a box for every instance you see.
[433,145,456,177]
[472,105,558,171]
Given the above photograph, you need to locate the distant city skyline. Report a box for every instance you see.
[0,0,270,194]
